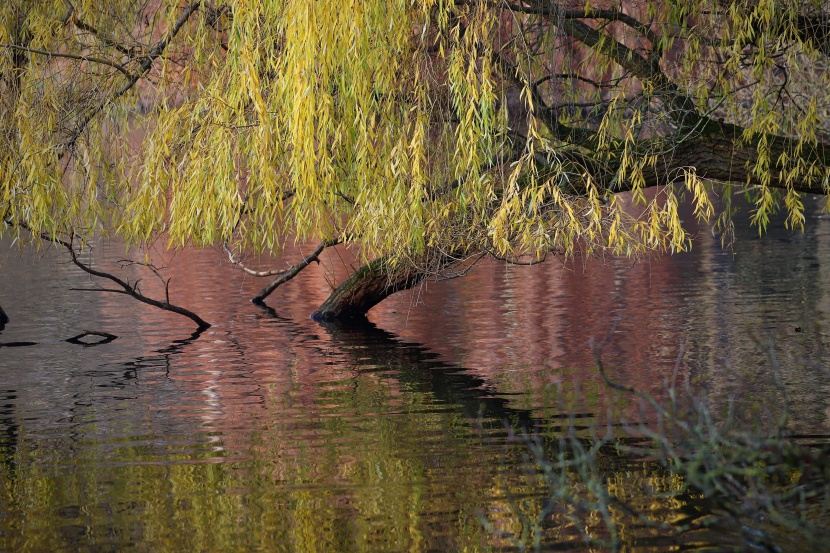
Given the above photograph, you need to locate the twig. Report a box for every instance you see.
[0,43,134,77]
[223,242,292,277]
[435,252,487,281]
[252,239,340,304]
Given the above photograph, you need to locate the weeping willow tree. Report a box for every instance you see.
[3,0,830,322]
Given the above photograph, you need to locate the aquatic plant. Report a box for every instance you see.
[490,333,830,551]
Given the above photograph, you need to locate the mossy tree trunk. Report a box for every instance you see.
[311,254,454,321]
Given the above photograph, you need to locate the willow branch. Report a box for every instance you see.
[555,17,716,133]
[252,239,341,304]
[63,0,201,152]
[0,44,134,77]
[72,17,136,57]
[493,51,599,146]
[501,4,659,46]
[10,221,210,331]
[496,4,698,128]
[223,242,293,277]
[435,252,487,281]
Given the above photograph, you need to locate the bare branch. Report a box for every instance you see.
[500,3,660,47]
[63,0,202,153]
[252,239,341,304]
[72,17,137,58]
[0,43,134,77]
[435,252,487,281]
[117,258,169,286]
[9,220,210,331]
[69,287,128,294]
[223,242,292,277]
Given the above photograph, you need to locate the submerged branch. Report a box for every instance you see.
[223,242,291,277]
[10,221,210,331]
[251,238,341,304]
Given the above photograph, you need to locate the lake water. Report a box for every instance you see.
[2,198,830,551]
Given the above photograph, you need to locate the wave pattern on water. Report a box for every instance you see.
[2,200,830,550]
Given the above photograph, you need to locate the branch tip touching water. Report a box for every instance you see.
[8,220,210,331]
[245,238,341,304]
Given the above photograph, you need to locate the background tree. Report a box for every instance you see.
[3,0,830,321]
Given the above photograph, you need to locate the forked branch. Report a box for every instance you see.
[12,222,210,331]
[64,0,202,152]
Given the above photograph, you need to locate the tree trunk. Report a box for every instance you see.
[311,255,447,321]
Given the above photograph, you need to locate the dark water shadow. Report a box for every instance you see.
[318,317,536,430]
[0,341,38,348]
[316,318,719,548]
[65,331,118,347]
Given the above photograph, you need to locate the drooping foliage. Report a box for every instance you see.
[3,0,830,267]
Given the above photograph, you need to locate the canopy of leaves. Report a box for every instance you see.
[3,0,830,266]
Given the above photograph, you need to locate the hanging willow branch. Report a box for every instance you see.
[11,221,210,331]
[8,0,830,322]
[63,0,202,153]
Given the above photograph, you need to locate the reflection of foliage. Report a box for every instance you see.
[492,336,830,551]
[4,316,829,551]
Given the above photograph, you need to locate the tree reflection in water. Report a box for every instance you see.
[2,233,830,551]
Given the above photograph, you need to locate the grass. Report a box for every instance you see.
[485,329,830,552]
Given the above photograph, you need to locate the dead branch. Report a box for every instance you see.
[252,239,340,304]
[65,330,118,346]
[223,242,292,277]
[117,258,172,303]
[11,221,210,331]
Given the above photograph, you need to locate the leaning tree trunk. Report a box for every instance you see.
[311,252,455,321]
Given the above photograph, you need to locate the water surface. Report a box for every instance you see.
[2,199,830,551]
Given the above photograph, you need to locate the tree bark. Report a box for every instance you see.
[310,258,418,321]
[311,255,448,321]
[636,122,830,195]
